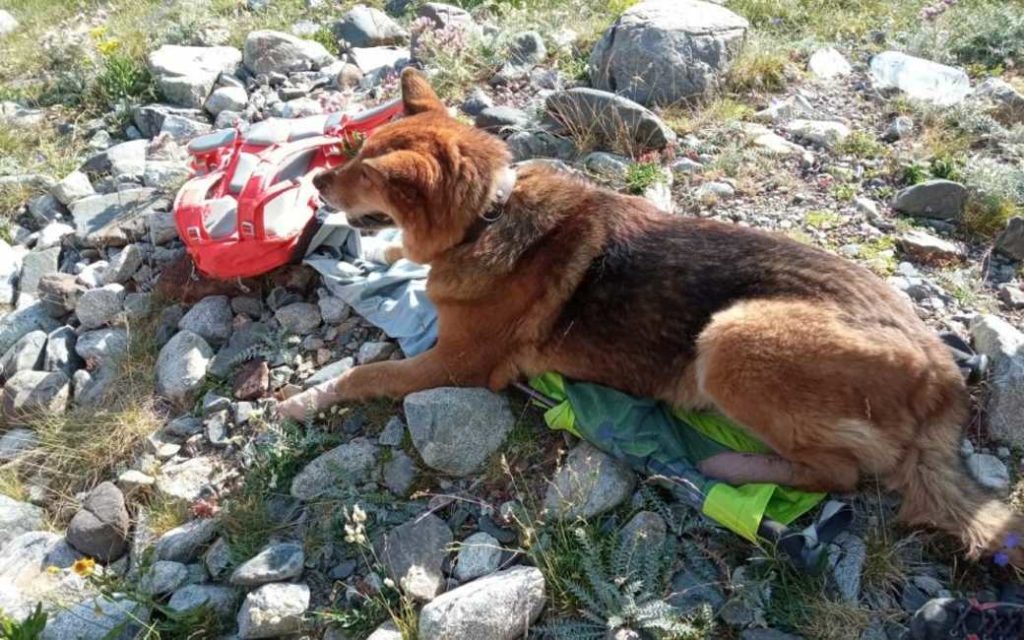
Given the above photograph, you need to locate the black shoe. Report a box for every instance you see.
[910,597,1024,640]
[939,332,989,386]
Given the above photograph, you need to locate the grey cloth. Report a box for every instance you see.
[303,213,437,356]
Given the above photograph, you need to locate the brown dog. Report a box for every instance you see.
[281,68,1022,562]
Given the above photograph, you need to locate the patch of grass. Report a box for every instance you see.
[858,236,898,276]
[9,317,163,524]
[962,194,1018,240]
[0,603,48,640]
[830,182,858,203]
[804,209,842,229]
[726,33,797,94]
[906,2,1024,69]
[728,0,922,43]
[0,466,28,501]
[0,120,85,182]
[662,98,754,136]
[143,491,191,538]
[624,161,666,195]
[837,131,887,159]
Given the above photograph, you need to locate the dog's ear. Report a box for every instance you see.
[362,150,433,188]
[400,67,446,115]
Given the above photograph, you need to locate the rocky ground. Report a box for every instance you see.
[1,0,1024,638]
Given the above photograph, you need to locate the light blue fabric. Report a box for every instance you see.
[303,215,438,357]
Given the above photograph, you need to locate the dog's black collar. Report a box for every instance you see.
[461,166,517,244]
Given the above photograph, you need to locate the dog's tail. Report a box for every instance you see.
[890,401,1024,564]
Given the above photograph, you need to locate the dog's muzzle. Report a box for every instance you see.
[345,211,394,230]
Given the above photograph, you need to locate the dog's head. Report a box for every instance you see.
[313,68,511,264]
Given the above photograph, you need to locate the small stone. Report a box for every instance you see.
[139,560,189,596]
[205,85,248,116]
[290,438,378,500]
[1,370,69,425]
[998,284,1024,309]
[454,532,501,581]
[117,469,155,492]
[155,518,219,562]
[67,481,131,563]
[244,30,335,75]
[76,327,129,365]
[18,246,61,299]
[870,51,971,106]
[156,456,218,504]
[275,301,321,334]
[784,119,851,150]
[52,170,95,206]
[103,244,144,285]
[379,416,405,446]
[37,273,86,317]
[808,47,852,79]
[0,330,46,381]
[620,511,667,549]
[882,116,914,142]
[418,566,545,640]
[233,358,270,400]
[36,222,75,250]
[696,181,736,203]
[405,387,514,476]
[544,442,636,520]
[830,532,867,602]
[893,179,967,221]
[0,428,37,462]
[382,450,417,496]
[230,542,305,587]
[358,340,396,364]
[205,537,232,579]
[966,453,1010,492]
[178,295,233,345]
[148,45,243,110]
[237,582,310,639]
[898,230,964,265]
[475,106,531,134]
[378,513,452,601]
[76,284,126,330]
[970,315,1024,447]
[168,584,238,617]
[995,217,1024,261]
[545,88,675,153]
[0,10,19,36]
[317,295,350,323]
[156,330,214,403]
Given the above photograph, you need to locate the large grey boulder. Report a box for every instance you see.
[290,437,378,500]
[995,217,1024,261]
[156,330,213,403]
[243,30,335,75]
[870,51,971,106]
[418,566,546,640]
[69,188,162,247]
[893,180,968,221]
[333,5,408,48]
[544,442,636,519]
[545,88,676,154]
[404,387,514,476]
[148,45,242,109]
[0,495,44,548]
[589,0,749,106]
[377,513,452,602]
[237,582,310,639]
[66,482,131,563]
[971,315,1024,447]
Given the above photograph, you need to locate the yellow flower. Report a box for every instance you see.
[88,26,108,40]
[97,38,121,56]
[72,558,96,577]
[46,565,61,575]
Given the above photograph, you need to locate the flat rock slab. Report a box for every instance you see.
[418,566,546,640]
[545,88,676,154]
[377,513,452,602]
[69,188,162,247]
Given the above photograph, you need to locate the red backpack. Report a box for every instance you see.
[174,99,404,279]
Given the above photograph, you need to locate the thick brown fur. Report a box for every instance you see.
[285,68,1023,563]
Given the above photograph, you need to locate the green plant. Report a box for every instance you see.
[929,154,965,182]
[533,528,713,639]
[829,182,857,203]
[0,603,47,640]
[804,210,842,229]
[624,162,665,195]
[962,194,1018,240]
[313,26,341,57]
[837,131,887,159]
[726,33,795,94]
